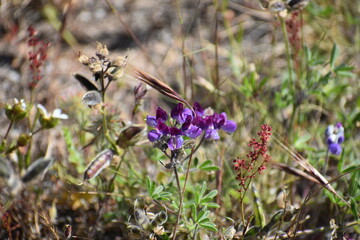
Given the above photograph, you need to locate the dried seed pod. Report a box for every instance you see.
[287,0,309,11]
[134,209,150,230]
[0,157,14,179]
[8,174,22,196]
[82,90,102,107]
[21,157,54,183]
[0,157,22,195]
[151,211,168,226]
[116,125,144,149]
[223,225,236,240]
[83,149,114,181]
[64,224,72,239]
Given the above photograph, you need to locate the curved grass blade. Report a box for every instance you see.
[274,136,350,207]
[83,149,114,181]
[21,157,54,183]
[116,56,192,110]
[74,74,99,91]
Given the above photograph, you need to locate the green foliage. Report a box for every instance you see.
[146,176,172,201]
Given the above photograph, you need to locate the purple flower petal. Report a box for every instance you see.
[326,134,337,145]
[205,129,220,140]
[325,125,334,137]
[170,127,182,136]
[156,107,168,122]
[181,108,194,122]
[171,103,184,121]
[185,125,202,138]
[148,130,162,142]
[337,135,345,144]
[168,136,184,150]
[193,102,204,117]
[157,121,170,135]
[221,120,237,132]
[195,116,212,130]
[213,113,226,129]
[329,143,342,155]
[146,115,157,127]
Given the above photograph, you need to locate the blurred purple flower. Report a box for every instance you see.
[171,103,194,124]
[146,102,237,150]
[325,122,344,155]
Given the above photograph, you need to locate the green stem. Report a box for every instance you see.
[172,166,182,240]
[323,148,330,175]
[107,149,127,192]
[172,147,195,240]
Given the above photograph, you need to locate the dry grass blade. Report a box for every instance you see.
[271,162,320,184]
[117,56,192,110]
[273,136,350,207]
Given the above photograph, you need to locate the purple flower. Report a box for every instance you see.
[146,102,237,150]
[171,103,194,124]
[192,108,237,140]
[148,130,162,142]
[328,143,342,155]
[194,102,204,117]
[325,122,344,155]
[146,107,168,127]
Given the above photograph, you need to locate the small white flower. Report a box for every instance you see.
[37,104,49,117]
[37,104,68,119]
[14,98,27,111]
[52,109,68,119]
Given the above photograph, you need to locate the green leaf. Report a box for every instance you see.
[204,202,220,208]
[197,207,209,223]
[199,222,218,232]
[330,44,339,70]
[153,185,164,196]
[349,170,360,198]
[350,198,360,221]
[201,190,218,202]
[199,160,219,171]
[146,176,155,196]
[199,182,207,201]
[191,204,197,221]
[294,133,311,150]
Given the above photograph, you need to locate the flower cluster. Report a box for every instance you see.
[78,42,126,81]
[146,103,237,151]
[325,122,344,155]
[27,26,49,89]
[233,124,272,192]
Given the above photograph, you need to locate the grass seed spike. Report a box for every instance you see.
[118,56,193,110]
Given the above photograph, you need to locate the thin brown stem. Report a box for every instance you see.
[3,120,14,140]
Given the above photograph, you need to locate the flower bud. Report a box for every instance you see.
[96,42,109,58]
[5,98,27,122]
[17,133,31,147]
[78,53,90,65]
